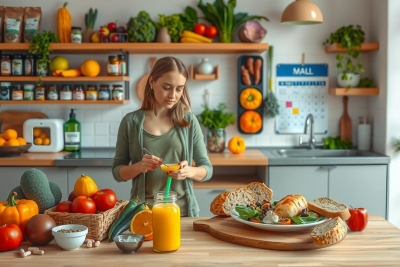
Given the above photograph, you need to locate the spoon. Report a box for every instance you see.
[142,148,169,167]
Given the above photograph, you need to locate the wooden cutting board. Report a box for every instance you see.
[136,57,157,101]
[340,96,352,141]
[0,111,48,137]
[194,216,328,251]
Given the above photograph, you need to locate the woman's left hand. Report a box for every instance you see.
[167,161,193,180]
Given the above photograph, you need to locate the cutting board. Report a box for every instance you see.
[136,57,157,101]
[194,216,326,251]
[340,96,352,141]
[0,111,48,137]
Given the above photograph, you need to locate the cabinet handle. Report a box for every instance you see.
[319,166,337,170]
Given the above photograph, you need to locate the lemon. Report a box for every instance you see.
[50,56,70,72]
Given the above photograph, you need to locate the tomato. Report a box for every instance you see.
[193,23,207,35]
[0,224,23,252]
[205,25,218,38]
[346,207,368,231]
[55,201,72,212]
[92,189,117,212]
[71,196,96,214]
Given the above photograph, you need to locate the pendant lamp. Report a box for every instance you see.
[281,0,323,25]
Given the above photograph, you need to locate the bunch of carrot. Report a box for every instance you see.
[241,57,262,86]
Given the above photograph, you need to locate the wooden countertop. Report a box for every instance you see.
[1,215,399,266]
[0,152,69,166]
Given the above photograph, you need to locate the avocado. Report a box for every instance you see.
[11,181,62,206]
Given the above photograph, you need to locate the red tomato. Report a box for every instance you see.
[71,196,96,214]
[205,25,218,38]
[193,23,207,35]
[0,224,23,252]
[55,201,72,212]
[92,189,117,212]
[346,207,368,231]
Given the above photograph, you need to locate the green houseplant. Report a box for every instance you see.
[197,103,235,153]
[154,14,184,43]
[197,0,269,43]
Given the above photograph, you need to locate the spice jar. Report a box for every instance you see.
[1,55,11,76]
[0,82,11,100]
[107,56,119,76]
[112,85,124,100]
[152,191,180,252]
[86,84,98,100]
[98,84,110,100]
[24,55,35,76]
[35,85,46,101]
[12,84,24,101]
[47,84,59,100]
[71,27,82,43]
[73,85,85,100]
[118,54,127,76]
[12,54,23,76]
[60,85,72,100]
[36,55,48,76]
[24,84,35,100]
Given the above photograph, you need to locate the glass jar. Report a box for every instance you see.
[23,84,35,100]
[1,55,11,76]
[118,54,127,76]
[11,54,23,76]
[36,55,48,76]
[24,55,35,76]
[86,84,98,100]
[112,85,124,100]
[206,128,226,153]
[47,84,59,100]
[71,27,82,43]
[12,84,24,100]
[60,85,72,100]
[73,84,85,100]
[0,82,11,100]
[35,85,46,101]
[152,191,180,253]
[107,56,119,76]
[98,84,110,100]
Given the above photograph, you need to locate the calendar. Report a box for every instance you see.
[275,64,329,134]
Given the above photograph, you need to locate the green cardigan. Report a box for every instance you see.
[112,109,213,217]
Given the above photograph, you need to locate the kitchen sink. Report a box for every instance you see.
[273,148,370,158]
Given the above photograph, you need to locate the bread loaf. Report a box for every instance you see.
[308,197,351,220]
[210,188,254,216]
[274,194,307,218]
[246,182,273,203]
[311,217,348,246]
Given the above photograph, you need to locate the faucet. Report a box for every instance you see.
[299,113,323,149]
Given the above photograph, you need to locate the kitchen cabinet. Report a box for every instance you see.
[194,188,228,217]
[268,165,387,218]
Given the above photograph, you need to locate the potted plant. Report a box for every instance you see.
[197,103,235,153]
[324,25,365,88]
[154,14,184,43]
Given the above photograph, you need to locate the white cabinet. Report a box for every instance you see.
[194,188,229,217]
[268,165,388,218]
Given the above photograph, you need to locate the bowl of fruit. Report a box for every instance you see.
[0,129,31,157]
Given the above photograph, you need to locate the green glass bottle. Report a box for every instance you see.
[64,109,81,151]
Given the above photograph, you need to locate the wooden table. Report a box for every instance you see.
[1,215,399,266]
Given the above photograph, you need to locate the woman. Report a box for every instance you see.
[112,57,213,217]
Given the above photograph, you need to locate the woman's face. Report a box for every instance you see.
[150,70,187,109]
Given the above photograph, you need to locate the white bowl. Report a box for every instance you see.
[52,224,88,250]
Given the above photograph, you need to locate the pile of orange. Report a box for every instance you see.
[33,128,51,146]
[130,209,153,241]
[0,129,27,146]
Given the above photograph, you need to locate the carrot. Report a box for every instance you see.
[246,57,254,76]
[254,58,262,85]
[241,65,251,85]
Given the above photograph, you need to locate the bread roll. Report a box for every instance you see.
[274,194,307,218]
[308,197,351,220]
[246,182,273,203]
[311,217,348,246]
[210,188,254,216]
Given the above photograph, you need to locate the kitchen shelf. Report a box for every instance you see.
[193,174,261,189]
[0,43,269,54]
[189,64,219,80]
[0,100,130,105]
[328,88,379,96]
[325,42,379,53]
[0,76,130,82]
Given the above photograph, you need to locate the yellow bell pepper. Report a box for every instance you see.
[239,88,262,110]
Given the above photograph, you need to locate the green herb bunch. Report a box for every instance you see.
[154,14,184,42]
[197,103,235,129]
[127,11,156,42]
[180,6,198,31]
[323,136,353,150]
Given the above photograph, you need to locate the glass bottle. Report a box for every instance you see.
[64,109,81,152]
[71,27,82,43]
[11,54,23,76]
[118,54,127,76]
[107,56,119,76]
[206,128,226,153]
[1,55,11,76]
[152,191,180,253]
[24,54,35,76]
[23,84,35,100]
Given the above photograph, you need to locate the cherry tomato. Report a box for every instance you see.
[71,196,96,214]
[55,201,72,212]
[92,189,117,212]
[0,224,23,252]
[205,25,218,38]
[193,23,207,35]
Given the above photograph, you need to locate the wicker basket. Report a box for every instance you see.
[44,199,128,241]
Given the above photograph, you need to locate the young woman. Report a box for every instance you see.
[112,57,213,217]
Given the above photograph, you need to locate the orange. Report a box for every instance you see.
[0,134,4,139]
[80,59,101,77]
[43,138,51,145]
[39,132,48,139]
[34,137,43,145]
[17,137,26,145]
[6,138,20,146]
[3,129,18,141]
[0,138,6,146]
[33,128,42,137]
[130,210,153,241]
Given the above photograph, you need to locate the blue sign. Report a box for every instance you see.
[277,64,328,77]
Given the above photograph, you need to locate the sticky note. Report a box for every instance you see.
[292,108,299,115]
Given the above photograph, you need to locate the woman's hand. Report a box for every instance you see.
[167,160,193,180]
[141,154,162,173]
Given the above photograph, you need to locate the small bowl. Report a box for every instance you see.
[113,234,145,254]
[0,143,32,157]
[160,164,181,172]
[52,224,88,251]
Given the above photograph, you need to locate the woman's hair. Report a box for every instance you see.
[141,57,191,127]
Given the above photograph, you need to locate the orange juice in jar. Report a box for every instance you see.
[152,191,180,252]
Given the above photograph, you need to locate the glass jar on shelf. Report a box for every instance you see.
[98,84,110,100]
[112,84,124,100]
[107,56,119,76]
[12,84,24,101]
[73,84,85,100]
[86,84,98,100]
[47,84,59,100]
[60,85,72,100]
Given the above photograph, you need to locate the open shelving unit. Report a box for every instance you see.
[0,76,130,82]
[0,100,129,105]
[325,42,380,53]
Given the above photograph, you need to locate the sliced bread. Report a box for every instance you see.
[308,197,351,220]
[246,182,273,203]
[210,188,255,216]
[311,216,348,246]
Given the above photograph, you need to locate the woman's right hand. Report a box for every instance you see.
[140,154,162,173]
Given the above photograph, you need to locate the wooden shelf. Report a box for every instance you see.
[193,174,261,189]
[0,76,130,82]
[0,43,269,54]
[325,42,379,53]
[0,100,130,105]
[328,88,379,96]
[189,64,219,80]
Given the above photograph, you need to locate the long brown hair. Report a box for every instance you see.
[141,57,191,127]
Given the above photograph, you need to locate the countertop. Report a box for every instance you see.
[0,215,399,267]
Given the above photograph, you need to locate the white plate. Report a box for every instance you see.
[230,209,328,232]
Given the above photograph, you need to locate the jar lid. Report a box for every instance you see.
[1,54,10,58]
[12,84,22,89]
[13,54,22,58]
[118,54,126,59]
[0,82,11,86]
[99,84,109,88]
[24,84,35,89]
[109,55,118,59]
[62,85,71,90]
[71,26,82,30]
[87,84,97,88]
